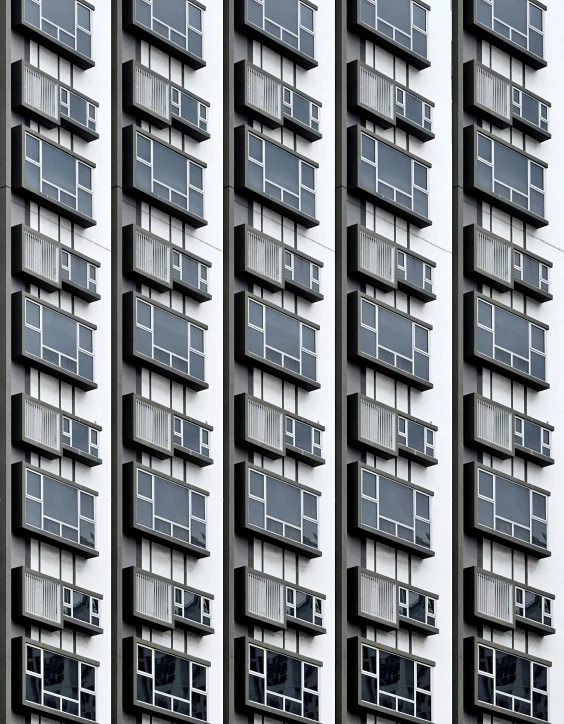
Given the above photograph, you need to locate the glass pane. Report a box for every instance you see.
[379,477,413,527]
[153,143,188,195]
[378,143,412,195]
[154,476,190,526]
[43,477,78,528]
[378,307,413,359]
[495,477,530,527]
[264,142,300,195]
[266,477,301,527]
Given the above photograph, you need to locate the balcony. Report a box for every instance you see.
[13,567,62,630]
[123,224,171,291]
[235,60,282,128]
[235,393,284,458]
[348,393,397,459]
[464,393,513,459]
[348,224,396,291]
[235,224,284,291]
[12,224,60,293]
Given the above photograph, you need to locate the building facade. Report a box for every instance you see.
[0,0,561,723]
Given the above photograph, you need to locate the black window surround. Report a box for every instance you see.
[123,0,206,68]
[236,461,321,559]
[123,125,207,228]
[124,462,210,559]
[235,125,319,229]
[12,126,96,228]
[348,125,432,228]
[349,461,434,559]
[464,125,547,228]
[235,291,320,392]
[235,636,322,724]
[12,0,95,69]
[13,291,97,392]
[464,291,548,392]
[464,637,550,724]
[348,291,433,392]
[463,0,546,70]
[123,291,208,391]
[465,461,550,559]
[235,0,318,70]
[14,636,99,724]
[349,636,435,723]
[122,60,210,142]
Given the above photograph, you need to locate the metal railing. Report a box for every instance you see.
[136,570,173,625]
[476,65,511,121]
[476,570,513,624]
[24,228,60,285]
[360,398,396,453]
[247,398,284,452]
[135,228,171,285]
[135,64,170,119]
[360,571,397,624]
[476,397,513,453]
[359,65,394,121]
[25,571,61,625]
[24,64,59,122]
[135,397,172,452]
[247,570,285,624]
[359,229,395,283]
[24,397,61,453]
[246,228,283,284]
[247,64,282,121]
[475,228,512,284]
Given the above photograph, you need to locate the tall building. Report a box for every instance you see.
[0,0,561,722]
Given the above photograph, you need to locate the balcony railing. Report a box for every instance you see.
[135,397,172,453]
[24,397,61,454]
[360,570,397,625]
[136,570,173,626]
[247,397,284,453]
[359,228,395,284]
[476,397,513,454]
[25,570,61,625]
[134,227,171,285]
[247,64,282,121]
[360,397,396,454]
[359,65,394,122]
[475,227,512,284]
[475,64,511,122]
[476,570,513,625]
[24,64,59,122]
[247,569,285,625]
[246,227,283,285]
[23,227,60,285]
[134,63,170,120]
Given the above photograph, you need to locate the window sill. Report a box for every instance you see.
[174,616,215,636]
[354,523,434,559]
[398,445,438,468]
[17,700,98,724]
[351,349,433,392]
[283,114,322,143]
[123,13,205,70]
[172,276,212,303]
[127,350,209,391]
[284,277,324,303]
[239,698,321,724]
[468,183,548,229]
[170,113,210,143]
[353,699,432,724]
[239,183,319,229]
[62,445,102,468]
[63,616,103,636]
[125,182,208,228]
[17,523,99,559]
[515,615,555,637]
[471,700,551,724]
[512,115,551,143]
[468,350,549,392]
[130,699,208,724]
[13,181,96,228]
[61,278,101,303]
[173,445,213,468]
[349,180,432,228]
[130,522,210,559]
[397,277,436,303]
[471,522,550,559]
[395,115,435,143]
[13,18,95,70]
[286,445,325,467]
[239,349,320,392]
[513,278,553,304]
[60,115,99,143]
[286,615,326,636]
[15,350,97,392]
[242,522,321,559]
[399,615,439,637]
[515,444,554,468]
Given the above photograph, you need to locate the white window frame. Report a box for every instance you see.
[174,586,212,627]
[284,249,321,293]
[515,587,552,628]
[395,87,432,132]
[61,249,98,294]
[361,0,428,58]
[514,416,551,457]
[62,416,99,457]
[25,0,93,58]
[286,586,324,627]
[282,87,320,132]
[512,87,548,131]
[398,416,435,457]
[171,86,208,131]
[397,249,434,293]
[285,417,322,457]
[398,586,437,627]
[60,87,97,132]
[248,0,315,58]
[173,416,210,457]
[479,0,544,57]
[172,249,210,293]
[136,0,203,57]
[63,586,101,627]
[513,250,549,293]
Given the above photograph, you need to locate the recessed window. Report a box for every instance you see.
[248,468,319,550]
[63,586,101,628]
[284,250,320,293]
[283,87,320,132]
[249,644,319,719]
[476,0,544,59]
[136,643,208,719]
[477,468,547,549]
[399,587,436,628]
[287,587,323,627]
[477,644,548,720]
[360,132,429,218]
[398,416,435,457]
[171,86,208,132]
[26,644,96,719]
[135,0,203,58]
[135,298,205,381]
[396,87,432,132]
[286,417,322,457]
[397,250,433,293]
[25,468,95,549]
[361,643,432,720]
[173,417,210,457]
[135,131,204,218]
[360,298,430,381]
[25,299,94,381]
[174,587,212,627]
[512,88,548,132]
[247,0,315,59]
[515,587,552,628]
[61,250,98,294]
[24,0,92,59]
[359,0,428,59]
[476,133,544,217]
[514,250,549,293]
[25,133,93,218]
[247,298,317,381]
[60,87,96,132]
[361,468,431,549]
[136,468,207,550]
[63,416,99,457]
[172,250,209,293]
[476,298,546,381]
[515,417,551,458]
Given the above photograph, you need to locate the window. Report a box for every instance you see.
[514,250,549,293]
[25,469,95,549]
[135,0,203,58]
[24,0,92,59]
[515,587,552,628]
[61,250,98,294]
[172,250,209,294]
[174,587,212,628]
[515,417,551,458]
[63,417,99,458]
[135,298,205,381]
[397,250,433,293]
[360,298,430,382]
[248,468,319,550]
[26,644,96,719]
[173,417,210,457]
[286,587,323,627]
[396,87,432,132]
[477,468,547,550]
[249,644,319,720]
[360,133,429,218]
[247,0,315,59]
[135,131,204,218]
[512,88,548,132]
[361,643,432,720]
[60,87,96,133]
[284,250,320,293]
[247,299,317,381]
[136,643,207,720]
[360,469,431,549]
[399,587,436,628]
[63,587,101,628]
[136,468,206,550]
[25,299,94,382]
[398,417,435,457]
[476,0,544,59]
[171,86,208,132]
[477,298,546,381]
[476,133,544,218]
[25,133,93,218]
[283,87,320,132]
[248,133,316,218]
[477,644,548,720]
[359,0,428,59]
[286,417,322,458]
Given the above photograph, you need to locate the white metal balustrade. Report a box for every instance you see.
[247,398,284,453]
[476,397,513,453]
[136,570,173,625]
[359,65,394,122]
[476,571,513,624]
[475,65,511,122]
[360,398,396,453]
[24,64,59,122]
[246,64,282,121]
[360,571,397,625]
[135,64,170,120]
[475,228,512,284]
[246,229,283,285]
[135,398,172,452]
[359,229,395,284]
[135,228,171,285]
[24,228,60,285]
[25,571,62,625]
[24,397,61,453]
[247,570,285,624]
